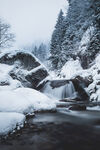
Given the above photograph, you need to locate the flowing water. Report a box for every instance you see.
[41,81,77,99]
[1,110,100,150]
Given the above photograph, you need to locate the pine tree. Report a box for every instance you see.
[38,43,46,61]
[33,46,38,57]
[49,10,66,70]
[50,0,100,70]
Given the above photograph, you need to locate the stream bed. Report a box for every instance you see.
[1,110,100,150]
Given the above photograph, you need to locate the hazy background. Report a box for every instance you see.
[0,0,68,48]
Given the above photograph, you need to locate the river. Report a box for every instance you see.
[0,109,100,150]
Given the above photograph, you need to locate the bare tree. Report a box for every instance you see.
[0,18,15,49]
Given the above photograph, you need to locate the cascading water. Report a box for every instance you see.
[61,81,76,99]
[41,80,77,100]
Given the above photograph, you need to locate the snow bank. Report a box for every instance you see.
[87,106,100,111]
[60,59,83,79]
[15,88,56,112]
[0,87,56,135]
[0,88,56,114]
[0,112,25,135]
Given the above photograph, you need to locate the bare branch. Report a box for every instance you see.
[0,18,15,49]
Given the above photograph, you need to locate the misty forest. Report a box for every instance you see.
[0,0,100,150]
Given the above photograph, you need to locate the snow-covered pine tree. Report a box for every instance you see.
[31,46,38,58]
[85,0,100,64]
[38,43,47,61]
[50,0,100,70]
[49,9,66,70]
[61,0,100,69]
[31,43,49,62]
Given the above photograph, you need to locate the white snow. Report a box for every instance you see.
[15,88,56,112]
[0,55,55,135]
[60,53,100,102]
[1,48,100,136]
[78,26,94,54]
[0,88,56,114]
[28,65,44,74]
[0,63,22,91]
[0,49,38,62]
[0,112,25,135]
[87,106,100,111]
[0,63,13,84]
[0,87,56,135]
[87,54,100,102]
[0,49,48,72]
[60,58,83,79]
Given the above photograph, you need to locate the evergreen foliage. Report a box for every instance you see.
[50,0,100,69]
[49,10,66,69]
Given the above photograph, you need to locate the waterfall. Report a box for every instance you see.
[41,81,77,100]
[61,81,76,99]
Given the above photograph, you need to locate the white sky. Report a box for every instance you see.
[0,0,68,48]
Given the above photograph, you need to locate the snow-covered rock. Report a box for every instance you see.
[0,112,25,135]
[0,50,49,89]
[0,88,56,114]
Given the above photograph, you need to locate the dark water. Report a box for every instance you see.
[1,110,100,150]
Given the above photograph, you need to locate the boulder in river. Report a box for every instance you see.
[69,105,86,111]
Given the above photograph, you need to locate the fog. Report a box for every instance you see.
[0,0,68,48]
